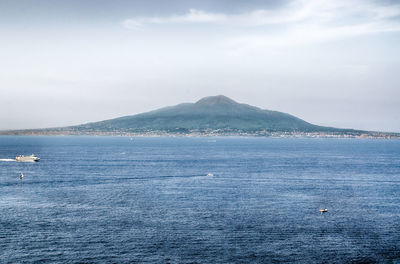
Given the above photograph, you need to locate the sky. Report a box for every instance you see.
[1,0,399,132]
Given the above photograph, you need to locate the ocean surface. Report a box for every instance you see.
[0,136,399,263]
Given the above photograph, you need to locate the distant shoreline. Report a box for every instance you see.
[1,130,399,139]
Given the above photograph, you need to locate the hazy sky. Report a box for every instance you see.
[1,0,399,132]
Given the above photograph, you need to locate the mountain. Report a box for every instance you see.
[64,95,350,134]
[5,94,399,137]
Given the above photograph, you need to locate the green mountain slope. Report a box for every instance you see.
[71,95,346,133]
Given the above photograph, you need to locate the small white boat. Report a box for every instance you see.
[20,173,24,180]
[16,154,40,162]
[319,208,328,213]
[206,173,214,177]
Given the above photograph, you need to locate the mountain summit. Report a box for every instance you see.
[71,95,345,134]
[195,95,238,106]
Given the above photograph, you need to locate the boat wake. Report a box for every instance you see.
[0,158,16,162]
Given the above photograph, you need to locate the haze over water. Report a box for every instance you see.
[1,136,399,263]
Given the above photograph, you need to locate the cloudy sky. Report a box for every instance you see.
[1,0,399,131]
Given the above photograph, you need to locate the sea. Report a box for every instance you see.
[0,136,399,263]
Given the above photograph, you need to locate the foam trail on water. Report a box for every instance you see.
[0,158,16,162]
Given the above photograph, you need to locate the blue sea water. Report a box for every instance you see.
[0,136,400,263]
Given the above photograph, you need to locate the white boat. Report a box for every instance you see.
[16,154,40,162]
[319,208,328,213]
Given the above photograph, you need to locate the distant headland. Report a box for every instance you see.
[1,95,399,138]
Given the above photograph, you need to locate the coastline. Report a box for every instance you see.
[1,130,399,139]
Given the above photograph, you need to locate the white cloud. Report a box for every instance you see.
[227,21,400,50]
[121,0,400,47]
[121,19,144,30]
[121,9,227,29]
